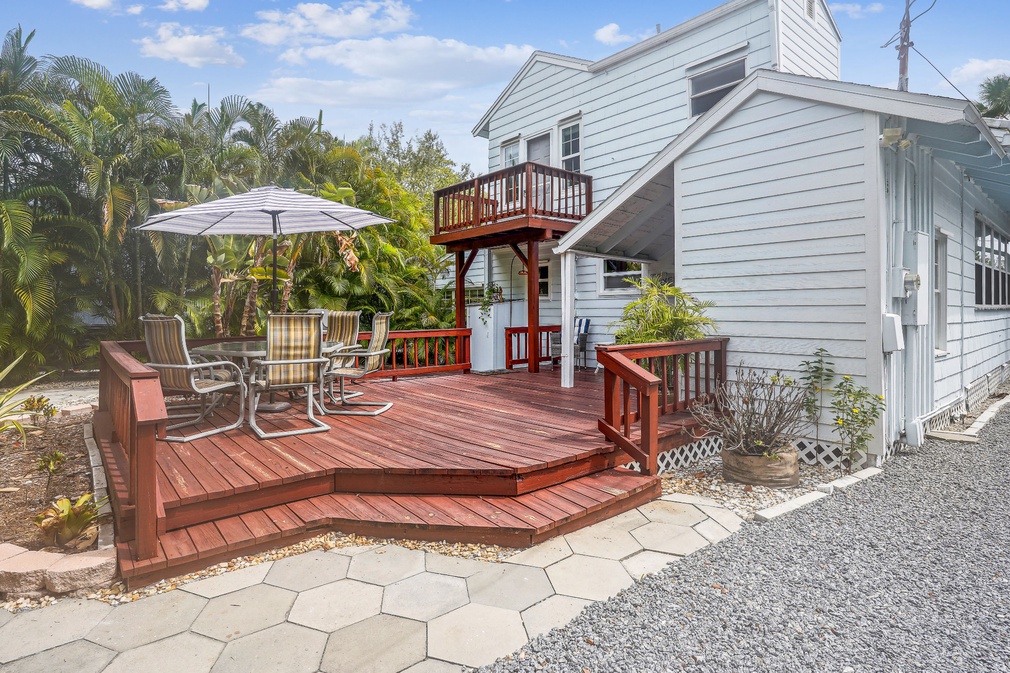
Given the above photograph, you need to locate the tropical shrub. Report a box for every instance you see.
[611,277,715,344]
[0,355,50,442]
[34,493,107,549]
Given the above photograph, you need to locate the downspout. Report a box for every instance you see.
[767,0,780,71]
[959,168,966,394]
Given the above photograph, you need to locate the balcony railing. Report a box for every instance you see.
[433,162,592,242]
[504,324,561,370]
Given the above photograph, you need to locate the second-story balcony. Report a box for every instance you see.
[432,162,592,251]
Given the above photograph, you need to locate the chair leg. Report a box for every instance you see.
[250,385,329,439]
[318,377,391,416]
[159,388,245,443]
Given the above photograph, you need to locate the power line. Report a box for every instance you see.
[909,44,974,106]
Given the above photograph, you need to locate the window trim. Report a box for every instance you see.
[689,58,746,117]
[934,231,947,352]
[598,258,647,296]
[974,212,1010,309]
[538,262,552,300]
[501,140,520,168]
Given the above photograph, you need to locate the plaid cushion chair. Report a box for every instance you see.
[248,313,329,439]
[320,312,393,416]
[140,314,246,442]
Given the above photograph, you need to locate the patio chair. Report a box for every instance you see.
[140,314,246,442]
[324,310,364,400]
[248,313,329,439]
[549,318,591,370]
[320,312,393,416]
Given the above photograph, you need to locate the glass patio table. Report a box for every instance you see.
[191,340,344,412]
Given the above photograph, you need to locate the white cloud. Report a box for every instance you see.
[159,0,209,10]
[278,35,533,86]
[242,0,413,46]
[593,23,634,46]
[136,23,245,67]
[70,0,116,8]
[828,3,884,19]
[951,58,1010,85]
[126,4,144,14]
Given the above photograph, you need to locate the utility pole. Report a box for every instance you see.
[896,0,912,91]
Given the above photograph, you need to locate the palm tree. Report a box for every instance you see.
[979,75,1010,118]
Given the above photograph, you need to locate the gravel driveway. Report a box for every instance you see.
[482,411,1010,673]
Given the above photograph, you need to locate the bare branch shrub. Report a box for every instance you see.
[692,367,807,456]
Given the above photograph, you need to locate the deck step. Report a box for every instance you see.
[117,467,660,587]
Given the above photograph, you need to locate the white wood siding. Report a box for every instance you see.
[675,93,871,436]
[485,0,776,205]
[777,0,841,80]
[932,153,1010,406]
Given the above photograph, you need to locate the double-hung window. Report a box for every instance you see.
[934,233,947,351]
[502,140,520,204]
[975,214,1010,307]
[560,122,580,173]
[539,262,551,298]
[690,59,746,117]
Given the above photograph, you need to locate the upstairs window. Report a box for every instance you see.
[690,59,746,117]
[975,214,1010,307]
[560,122,581,173]
[502,141,519,167]
[599,259,644,294]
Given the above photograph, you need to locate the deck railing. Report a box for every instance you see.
[595,338,729,476]
[433,162,592,237]
[357,328,471,378]
[505,324,561,370]
[98,341,168,560]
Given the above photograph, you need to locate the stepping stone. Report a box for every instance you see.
[563,523,643,560]
[288,579,383,632]
[521,595,590,638]
[347,546,425,586]
[2,639,114,673]
[428,604,527,668]
[0,598,112,664]
[192,584,295,642]
[103,631,223,673]
[87,590,207,651]
[506,537,573,568]
[383,572,469,621]
[638,501,707,527]
[621,550,680,578]
[631,522,709,556]
[546,555,633,601]
[211,622,325,673]
[424,552,487,577]
[467,564,554,611]
[264,550,349,592]
[181,563,273,598]
[320,614,426,673]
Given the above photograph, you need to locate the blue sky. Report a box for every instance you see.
[8,1,1008,173]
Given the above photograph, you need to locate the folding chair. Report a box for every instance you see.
[320,312,393,416]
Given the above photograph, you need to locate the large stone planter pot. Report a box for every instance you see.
[721,445,799,488]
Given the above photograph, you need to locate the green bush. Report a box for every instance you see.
[611,276,715,344]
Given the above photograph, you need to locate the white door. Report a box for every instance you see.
[526,134,551,212]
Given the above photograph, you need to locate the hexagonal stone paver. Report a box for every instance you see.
[520,595,590,638]
[467,564,554,611]
[329,543,382,557]
[428,604,528,668]
[212,622,326,673]
[546,555,633,601]
[288,579,382,632]
[424,552,487,577]
[506,537,572,568]
[192,583,295,642]
[621,550,680,578]
[0,609,11,629]
[593,508,648,531]
[181,562,273,598]
[631,521,709,556]
[563,522,643,560]
[320,613,426,673]
[0,598,112,663]
[3,639,114,673]
[347,546,425,586]
[401,660,465,673]
[698,504,744,533]
[104,631,223,673]
[86,588,207,651]
[694,518,734,544]
[383,572,469,621]
[638,501,708,527]
[264,550,350,592]
[660,493,720,507]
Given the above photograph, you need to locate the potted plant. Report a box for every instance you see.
[692,367,807,488]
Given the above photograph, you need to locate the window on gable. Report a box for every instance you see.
[974,214,1010,307]
[560,122,581,173]
[690,59,746,117]
[600,259,644,293]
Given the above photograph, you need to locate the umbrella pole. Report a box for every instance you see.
[271,235,279,313]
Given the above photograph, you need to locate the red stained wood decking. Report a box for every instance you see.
[96,371,695,586]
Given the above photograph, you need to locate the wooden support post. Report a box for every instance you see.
[134,421,159,560]
[527,240,540,373]
[454,250,465,330]
[560,251,576,388]
[640,392,658,476]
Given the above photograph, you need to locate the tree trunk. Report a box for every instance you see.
[240,237,266,334]
[211,269,224,337]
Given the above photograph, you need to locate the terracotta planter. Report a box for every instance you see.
[721,445,799,488]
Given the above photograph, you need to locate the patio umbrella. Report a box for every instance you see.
[135,185,394,311]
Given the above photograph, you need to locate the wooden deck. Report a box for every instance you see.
[95,369,705,587]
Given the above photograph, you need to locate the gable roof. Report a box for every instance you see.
[472,0,766,139]
[556,69,1009,257]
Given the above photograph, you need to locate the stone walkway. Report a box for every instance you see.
[0,495,743,672]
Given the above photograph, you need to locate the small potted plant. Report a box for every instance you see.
[692,367,807,487]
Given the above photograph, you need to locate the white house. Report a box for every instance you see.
[556,70,1010,464]
[436,0,842,373]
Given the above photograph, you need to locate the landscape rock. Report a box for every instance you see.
[44,549,117,594]
[0,550,63,594]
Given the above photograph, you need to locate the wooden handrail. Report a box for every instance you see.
[596,337,729,476]
[505,324,561,370]
[433,162,592,236]
[99,342,168,560]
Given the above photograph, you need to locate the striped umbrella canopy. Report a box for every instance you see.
[135,185,394,310]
